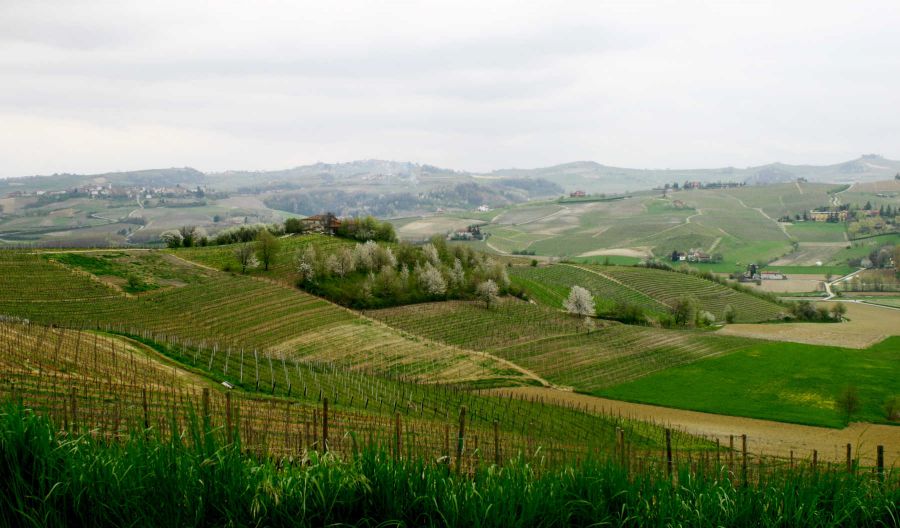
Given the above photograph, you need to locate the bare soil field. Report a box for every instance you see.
[217,195,270,209]
[577,247,652,258]
[750,275,826,293]
[851,180,900,193]
[492,387,900,466]
[716,302,900,348]
[771,243,848,266]
[395,216,481,238]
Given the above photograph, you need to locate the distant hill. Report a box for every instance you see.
[0,167,206,194]
[5,155,900,199]
[488,155,900,193]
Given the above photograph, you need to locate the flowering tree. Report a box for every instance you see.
[476,279,499,309]
[563,286,595,317]
[418,263,447,296]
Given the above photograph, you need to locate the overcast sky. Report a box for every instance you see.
[2,0,899,178]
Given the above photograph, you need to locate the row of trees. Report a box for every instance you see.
[293,237,517,309]
[164,215,398,249]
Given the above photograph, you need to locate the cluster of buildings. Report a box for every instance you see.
[5,184,210,201]
[741,264,786,281]
[448,224,485,241]
[670,248,713,263]
[808,209,849,222]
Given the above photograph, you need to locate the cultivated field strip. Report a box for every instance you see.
[514,262,784,323]
[493,326,754,391]
[368,300,756,392]
[510,265,666,313]
[598,266,785,322]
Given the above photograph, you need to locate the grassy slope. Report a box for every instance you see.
[599,337,900,427]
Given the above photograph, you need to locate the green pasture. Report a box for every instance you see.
[600,337,900,428]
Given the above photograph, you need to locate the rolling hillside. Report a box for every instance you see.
[0,250,529,388]
[510,263,786,323]
[367,299,756,392]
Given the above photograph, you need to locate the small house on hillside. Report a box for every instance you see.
[301,213,341,235]
[686,248,711,263]
[570,190,586,198]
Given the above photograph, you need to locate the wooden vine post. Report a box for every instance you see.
[322,397,329,454]
[741,434,748,486]
[225,392,233,444]
[665,428,673,478]
[456,406,467,474]
[493,419,500,467]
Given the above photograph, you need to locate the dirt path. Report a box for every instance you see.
[729,196,792,239]
[493,387,900,466]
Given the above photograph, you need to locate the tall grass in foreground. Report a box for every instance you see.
[0,404,897,527]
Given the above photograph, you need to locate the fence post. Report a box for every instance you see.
[322,397,329,454]
[846,443,852,473]
[665,428,673,478]
[728,434,734,474]
[493,419,500,466]
[142,388,149,430]
[715,438,720,469]
[443,423,450,463]
[70,387,78,431]
[225,392,233,444]
[313,410,318,452]
[456,406,467,474]
[394,412,402,460]
[812,449,818,472]
[202,388,210,429]
[876,445,884,480]
[741,434,748,486]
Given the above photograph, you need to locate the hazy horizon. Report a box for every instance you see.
[3,0,900,178]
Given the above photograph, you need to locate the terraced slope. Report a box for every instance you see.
[510,265,667,315]
[0,251,529,387]
[368,300,756,392]
[511,264,785,322]
[598,266,785,322]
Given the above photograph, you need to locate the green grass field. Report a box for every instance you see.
[786,222,848,242]
[600,337,900,427]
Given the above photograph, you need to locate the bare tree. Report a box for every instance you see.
[563,286,595,317]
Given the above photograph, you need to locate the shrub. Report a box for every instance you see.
[836,385,861,420]
[884,396,900,421]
